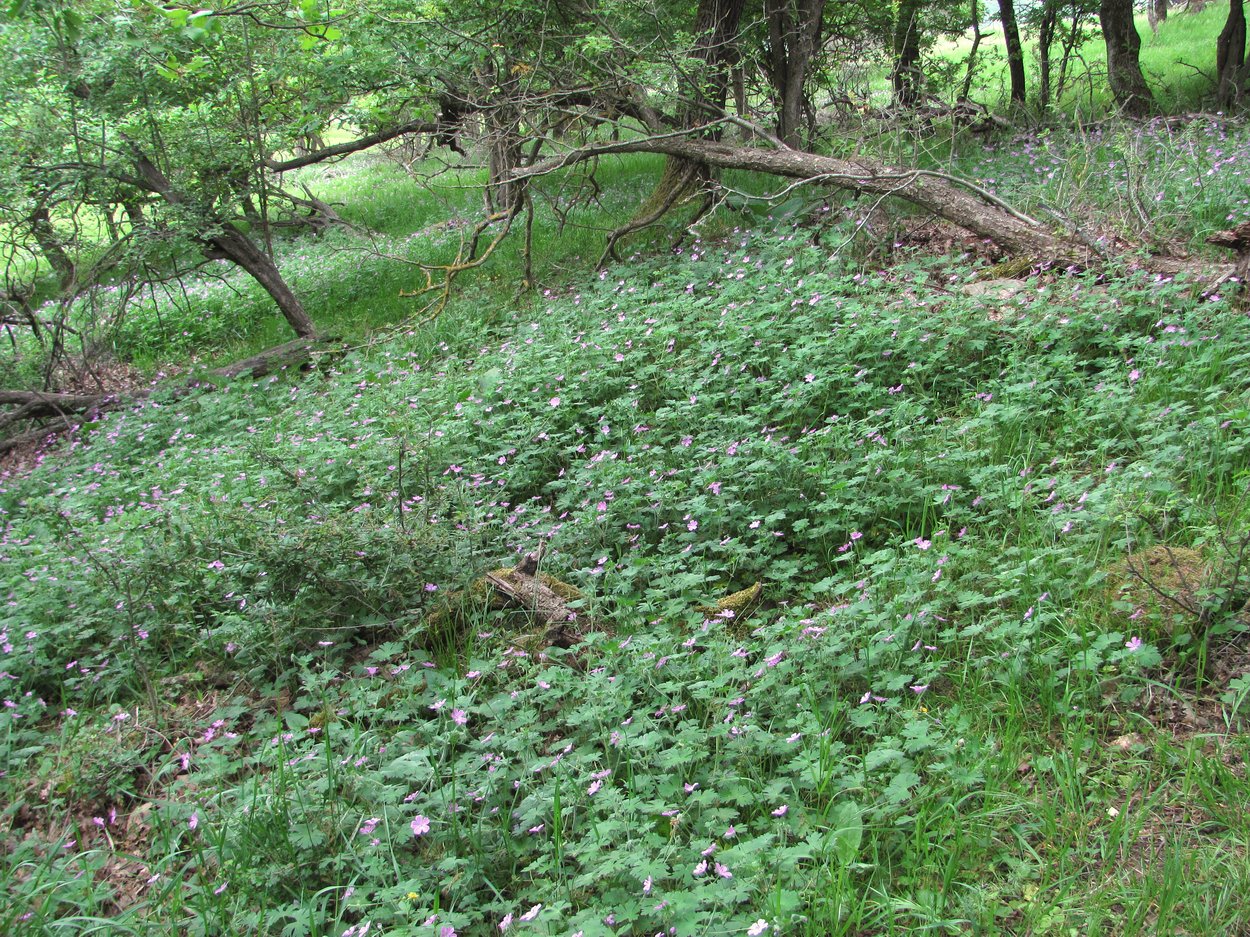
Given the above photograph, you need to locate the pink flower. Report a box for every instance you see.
[439,927,458,937]
[410,815,431,836]
[693,860,708,877]
[1125,636,1143,652]
[642,876,653,895]
[451,708,468,726]
[499,912,513,932]
[748,921,770,936]
[188,813,198,830]
[549,397,560,407]
[520,904,542,922]
[714,862,732,878]
[687,519,698,531]
[587,779,603,796]
[772,804,788,817]
[911,684,929,694]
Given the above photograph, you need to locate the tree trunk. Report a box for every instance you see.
[1148,0,1169,31]
[1099,0,1155,116]
[483,55,527,215]
[1217,0,1247,107]
[961,0,983,102]
[485,103,524,213]
[892,0,925,106]
[206,226,318,338]
[687,0,748,133]
[765,0,826,147]
[613,0,745,244]
[29,203,75,291]
[517,135,1233,284]
[1039,0,1058,109]
[731,66,752,141]
[130,152,317,339]
[998,0,1027,104]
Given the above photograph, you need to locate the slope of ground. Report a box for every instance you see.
[2,203,1250,935]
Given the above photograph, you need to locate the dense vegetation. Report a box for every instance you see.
[2,2,1250,936]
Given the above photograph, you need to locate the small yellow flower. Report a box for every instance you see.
[406,892,419,901]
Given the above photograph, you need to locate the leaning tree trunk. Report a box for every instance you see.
[206,225,318,338]
[1217,0,1247,108]
[29,203,75,291]
[1099,0,1155,116]
[517,134,1234,285]
[131,152,318,339]
[998,0,1027,104]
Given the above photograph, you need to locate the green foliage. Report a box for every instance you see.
[4,202,1250,933]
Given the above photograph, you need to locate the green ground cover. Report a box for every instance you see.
[3,170,1250,932]
[3,13,1250,935]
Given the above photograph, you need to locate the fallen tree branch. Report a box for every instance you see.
[509,130,1231,281]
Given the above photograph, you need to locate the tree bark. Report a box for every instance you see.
[204,226,319,338]
[1217,0,1247,108]
[892,0,925,106]
[1148,0,1169,31]
[1038,0,1058,109]
[130,153,318,339]
[29,203,75,291]
[1099,0,1155,116]
[764,0,826,147]
[686,0,748,133]
[515,134,1233,283]
[998,0,1027,104]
